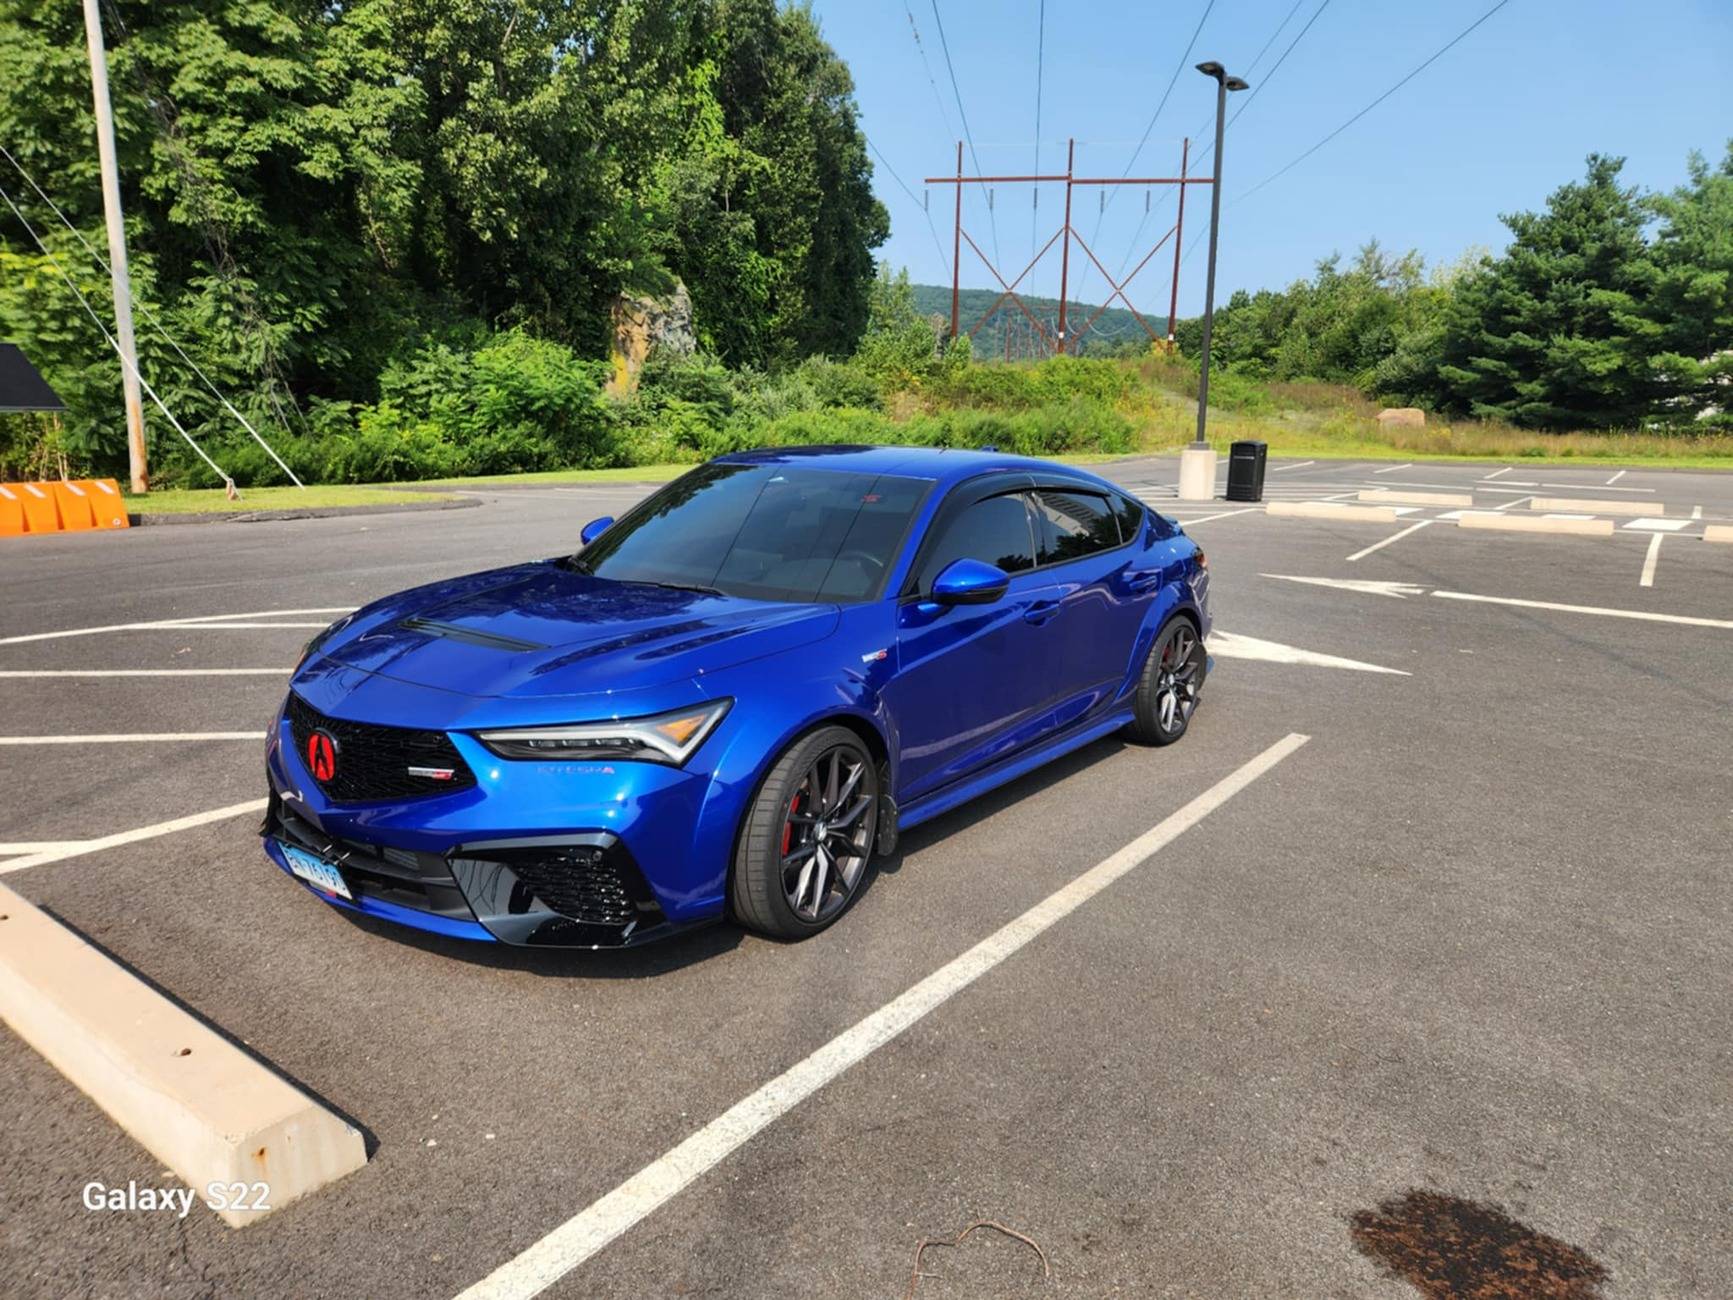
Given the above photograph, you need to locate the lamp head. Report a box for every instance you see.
[1225,76,1250,92]
[1196,60,1225,80]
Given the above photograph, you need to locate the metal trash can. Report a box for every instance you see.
[1225,440,1267,502]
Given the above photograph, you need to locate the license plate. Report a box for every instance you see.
[279,841,352,900]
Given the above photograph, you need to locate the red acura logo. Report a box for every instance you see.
[306,730,338,782]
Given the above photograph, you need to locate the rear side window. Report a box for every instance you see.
[1113,492,1145,543]
[916,493,1036,590]
[1031,490,1119,565]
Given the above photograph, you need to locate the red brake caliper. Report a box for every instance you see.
[782,791,800,855]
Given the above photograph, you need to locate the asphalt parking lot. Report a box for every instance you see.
[2,454,1730,1298]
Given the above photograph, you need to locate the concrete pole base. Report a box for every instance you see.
[1177,446,1219,501]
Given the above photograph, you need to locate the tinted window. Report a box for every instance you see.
[916,493,1036,591]
[1032,490,1119,565]
[571,464,928,603]
[1113,492,1145,543]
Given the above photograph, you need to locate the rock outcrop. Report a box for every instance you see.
[608,282,695,396]
[1376,407,1426,428]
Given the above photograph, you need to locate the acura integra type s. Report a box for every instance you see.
[263,446,1211,947]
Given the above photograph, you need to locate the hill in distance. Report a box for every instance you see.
[912,283,1170,360]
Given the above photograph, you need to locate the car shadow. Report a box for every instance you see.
[333,731,1133,978]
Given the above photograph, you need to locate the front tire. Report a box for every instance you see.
[1126,617,1205,746]
[730,726,879,939]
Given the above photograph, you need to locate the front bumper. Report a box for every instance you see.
[263,694,740,948]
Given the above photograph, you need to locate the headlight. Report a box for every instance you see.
[474,699,732,766]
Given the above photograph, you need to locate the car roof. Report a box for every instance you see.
[712,444,1120,491]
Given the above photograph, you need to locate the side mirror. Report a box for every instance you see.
[580,516,614,546]
[930,558,1010,606]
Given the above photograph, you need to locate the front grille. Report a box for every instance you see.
[285,692,475,803]
[499,847,640,927]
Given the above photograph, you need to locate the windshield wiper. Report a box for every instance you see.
[634,579,725,597]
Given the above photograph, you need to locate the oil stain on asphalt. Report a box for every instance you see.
[1349,1189,1609,1299]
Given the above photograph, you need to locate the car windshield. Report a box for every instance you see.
[568,463,931,603]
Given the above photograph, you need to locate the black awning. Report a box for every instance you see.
[0,342,65,413]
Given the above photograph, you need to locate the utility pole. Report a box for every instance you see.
[1178,62,1249,502]
[81,0,147,492]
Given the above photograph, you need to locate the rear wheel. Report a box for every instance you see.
[1126,617,1205,746]
[731,726,879,939]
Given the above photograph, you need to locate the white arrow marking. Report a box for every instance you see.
[1259,574,1425,599]
[1209,631,1410,676]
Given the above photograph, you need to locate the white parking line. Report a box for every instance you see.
[1431,591,1733,630]
[0,669,289,679]
[0,798,268,876]
[1606,469,1626,485]
[1346,519,1434,562]
[0,843,83,857]
[1639,533,1663,588]
[0,607,352,647]
[1268,460,1315,473]
[1371,463,1412,474]
[1482,467,1513,480]
[1176,507,1259,525]
[0,732,266,745]
[451,733,1311,1300]
[1691,506,1703,520]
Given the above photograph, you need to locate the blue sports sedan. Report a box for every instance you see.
[262,446,1211,946]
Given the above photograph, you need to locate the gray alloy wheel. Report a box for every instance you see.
[1126,617,1205,746]
[731,726,879,939]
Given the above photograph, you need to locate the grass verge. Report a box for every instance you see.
[127,485,462,514]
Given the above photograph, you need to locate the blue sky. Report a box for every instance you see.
[810,1,1733,318]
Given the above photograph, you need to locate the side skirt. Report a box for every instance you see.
[897,709,1136,833]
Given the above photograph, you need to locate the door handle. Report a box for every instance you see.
[1022,598,1062,625]
[1126,570,1163,592]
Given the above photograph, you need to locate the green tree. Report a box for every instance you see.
[1431,154,1655,429]
[1644,142,1733,423]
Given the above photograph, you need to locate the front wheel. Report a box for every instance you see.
[730,726,879,939]
[1125,617,1205,746]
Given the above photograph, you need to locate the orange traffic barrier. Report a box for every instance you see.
[80,478,130,529]
[0,479,130,536]
[50,480,96,530]
[13,482,59,533]
[0,485,24,536]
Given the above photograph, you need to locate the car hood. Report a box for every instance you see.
[319,561,839,700]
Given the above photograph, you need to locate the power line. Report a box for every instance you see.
[0,175,234,488]
[1177,0,1518,275]
[1113,0,1320,284]
[928,0,1001,263]
[1238,0,1515,203]
[902,4,957,142]
[865,134,952,277]
[1077,0,1215,300]
[0,141,304,486]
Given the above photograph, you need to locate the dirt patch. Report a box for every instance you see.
[1350,1189,1608,1299]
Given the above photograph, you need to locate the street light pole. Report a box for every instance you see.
[81,0,147,493]
[1177,61,1249,502]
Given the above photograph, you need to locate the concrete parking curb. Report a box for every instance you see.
[1357,489,1474,507]
[1266,502,1400,523]
[0,884,366,1226]
[1705,524,1733,544]
[1458,512,1615,537]
[1528,497,1660,517]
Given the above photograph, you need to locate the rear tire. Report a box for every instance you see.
[730,726,879,940]
[1125,617,1205,746]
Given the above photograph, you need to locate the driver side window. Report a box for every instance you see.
[916,493,1036,592]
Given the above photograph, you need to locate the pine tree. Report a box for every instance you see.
[1434,155,1654,429]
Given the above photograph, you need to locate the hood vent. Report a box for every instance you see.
[399,617,548,653]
